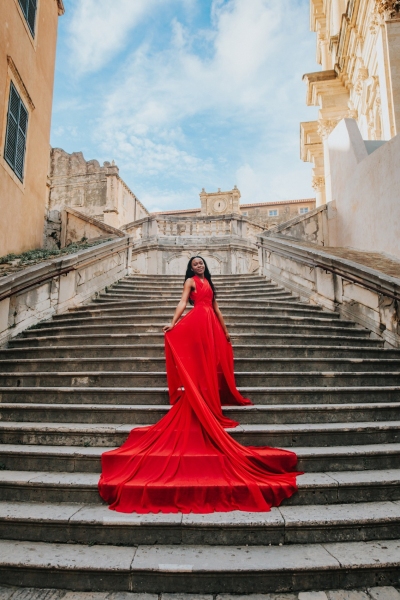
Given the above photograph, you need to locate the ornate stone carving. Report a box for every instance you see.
[317,118,341,139]
[354,65,369,94]
[312,176,325,191]
[375,0,400,18]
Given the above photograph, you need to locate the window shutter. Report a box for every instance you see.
[18,0,37,36]
[27,0,37,35]
[4,83,29,182]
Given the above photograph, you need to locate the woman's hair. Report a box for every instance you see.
[184,255,216,305]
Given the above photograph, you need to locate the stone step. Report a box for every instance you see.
[1,356,400,373]
[60,305,333,320]
[0,469,399,506]
[1,371,399,388]
[99,291,294,301]
[22,323,367,338]
[0,420,399,447]
[126,274,267,281]
[113,280,280,289]
[10,333,377,348]
[2,443,399,474]
[2,344,396,360]
[0,537,399,593]
[1,402,399,425]
[1,500,400,548]
[113,285,282,295]
[88,298,311,309]
[44,313,348,327]
[1,385,399,405]
[95,293,299,303]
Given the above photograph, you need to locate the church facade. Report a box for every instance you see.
[301,0,400,205]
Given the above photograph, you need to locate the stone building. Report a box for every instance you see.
[0,0,64,256]
[154,187,315,229]
[301,0,400,205]
[46,148,148,247]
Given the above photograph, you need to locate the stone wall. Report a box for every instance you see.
[0,238,132,347]
[47,149,148,243]
[327,119,400,260]
[242,199,316,229]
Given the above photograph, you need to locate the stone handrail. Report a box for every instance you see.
[123,214,265,244]
[258,234,400,347]
[0,238,132,346]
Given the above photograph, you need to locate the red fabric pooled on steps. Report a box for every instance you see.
[98,275,301,513]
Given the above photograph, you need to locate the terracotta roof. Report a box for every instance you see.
[152,198,316,215]
[241,199,316,208]
[151,208,201,215]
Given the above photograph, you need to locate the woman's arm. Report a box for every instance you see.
[212,298,231,343]
[163,278,193,333]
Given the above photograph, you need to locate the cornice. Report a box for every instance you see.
[7,56,35,111]
[56,0,65,15]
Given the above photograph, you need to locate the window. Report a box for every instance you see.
[18,0,37,37]
[4,83,29,182]
[299,207,309,214]
[268,209,278,217]
[242,211,248,216]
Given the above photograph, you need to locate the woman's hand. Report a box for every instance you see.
[225,330,231,343]
[163,323,174,333]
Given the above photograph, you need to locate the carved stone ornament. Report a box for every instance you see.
[317,118,341,139]
[376,0,400,18]
[312,176,325,191]
[354,66,369,94]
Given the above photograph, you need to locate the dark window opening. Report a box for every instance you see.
[18,0,37,37]
[4,82,29,182]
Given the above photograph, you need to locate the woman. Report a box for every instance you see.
[98,256,301,513]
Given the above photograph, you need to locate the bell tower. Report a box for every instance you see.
[199,186,241,216]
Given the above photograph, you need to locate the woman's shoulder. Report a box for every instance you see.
[184,277,195,287]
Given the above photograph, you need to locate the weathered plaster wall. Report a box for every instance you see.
[327,118,400,259]
[0,0,62,256]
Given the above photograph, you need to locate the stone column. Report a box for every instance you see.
[385,15,400,135]
[318,118,341,204]
[105,164,120,227]
[312,176,326,207]
[331,0,346,36]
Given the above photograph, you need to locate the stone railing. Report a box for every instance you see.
[0,237,132,346]
[258,234,400,348]
[123,214,265,244]
[122,214,265,275]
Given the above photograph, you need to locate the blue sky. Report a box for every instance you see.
[51,0,320,212]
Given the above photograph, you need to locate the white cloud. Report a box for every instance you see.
[58,0,317,208]
[66,0,164,74]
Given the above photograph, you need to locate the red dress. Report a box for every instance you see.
[98,276,301,513]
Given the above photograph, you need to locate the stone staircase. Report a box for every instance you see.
[0,273,399,592]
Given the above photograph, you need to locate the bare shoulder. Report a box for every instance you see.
[183,278,195,293]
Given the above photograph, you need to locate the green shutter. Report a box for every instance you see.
[18,0,37,36]
[4,83,29,182]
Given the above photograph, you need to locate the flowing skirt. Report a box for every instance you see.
[98,302,301,513]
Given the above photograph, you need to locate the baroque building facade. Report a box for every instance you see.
[0,0,64,256]
[301,0,400,205]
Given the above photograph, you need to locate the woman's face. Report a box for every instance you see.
[191,258,205,276]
